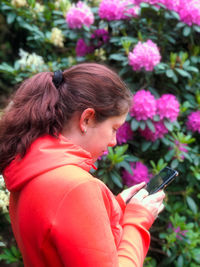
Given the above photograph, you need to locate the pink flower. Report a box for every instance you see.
[98,150,109,161]
[122,162,150,186]
[128,40,161,71]
[157,94,180,122]
[130,90,157,121]
[139,121,168,141]
[168,223,188,241]
[134,0,165,4]
[116,122,133,145]
[174,140,188,160]
[164,0,181,12]
[122,0,140,19]
[99,0,139,21]
[75,39,94,57]
[66,1,94,29]
[91,29,110,48]
[178,0,200,26]
[187,111,200,133]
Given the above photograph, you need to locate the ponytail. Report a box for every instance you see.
[0,72,64,172]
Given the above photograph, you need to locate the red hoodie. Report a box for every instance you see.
[3,134,154,267]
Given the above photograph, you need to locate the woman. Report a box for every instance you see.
[0,63,165,267]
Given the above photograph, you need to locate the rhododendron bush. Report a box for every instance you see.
[0,0,200,266]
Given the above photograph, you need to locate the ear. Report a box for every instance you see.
[79,108,96,133]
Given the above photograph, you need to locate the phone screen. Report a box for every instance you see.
[146,167,178,195]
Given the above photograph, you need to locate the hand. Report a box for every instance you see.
[120,182,146,204]
[130,189,165,219]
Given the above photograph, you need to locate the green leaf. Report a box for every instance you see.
[142,141,152,152]
[0,63,15,73]
[131,119,140,131]
[172,73,178,83]
[153,115,160,122]
[157,158,165,169]
[194,172,200,180]
[146,119,155,132]
[109,54,127,61]
[193,25,200,32]
[107,147,114,157]
[126,155,139,162]
[7,12,16,24]
[192,248,200,263]
[177,255,184,267]
[175,68,191,79]
[117,161,132,174]
[115,144,128,157]
[184,66,199,73]
[152,139,160,150]
[166,69,175,78]
[186,196,198,214]
[183,26,191,37]
[171,159,179,169]
[165,149,175,161]
[110,171,123,188]
[139,121,146,130]
[161,137,171,146]
[27,0,36,7]
[164,120,173,131]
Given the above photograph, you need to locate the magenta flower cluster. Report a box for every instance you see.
[128,40,161,72]
[164,0,181,12]
[130,90,157,120]
[157,94,180,122]
[139,121,168,142]
[134,0,200,26]
[122,162,150,186]
[91,29,110,48]
[131,90,180,122]
[187,110,200,133]
[130,90,180,141]
[75,29,110,57]
[178,0,200,26]
[66,1,94,29]
[116,122,133,145]
[99,0,139,21]
[75,39,94,57]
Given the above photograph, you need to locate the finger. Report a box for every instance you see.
[128,182,146,194]
[149,191,165,201]
[133,188,149,201]
[130,182,146,192]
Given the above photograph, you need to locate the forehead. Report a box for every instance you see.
[104,113,128,125]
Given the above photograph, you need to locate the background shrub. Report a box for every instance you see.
[0,0,200,266]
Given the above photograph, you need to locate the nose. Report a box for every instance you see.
[108,135,117,147]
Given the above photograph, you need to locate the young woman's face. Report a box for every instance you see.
[82,112,128,162]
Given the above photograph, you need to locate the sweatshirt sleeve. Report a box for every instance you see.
[49,180,154,267]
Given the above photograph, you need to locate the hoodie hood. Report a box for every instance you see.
[3,134,96,192]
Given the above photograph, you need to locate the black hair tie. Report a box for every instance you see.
[52,70,63,88]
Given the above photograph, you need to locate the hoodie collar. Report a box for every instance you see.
[3,134,96,192]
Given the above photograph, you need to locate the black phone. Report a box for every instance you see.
[145,166,178,195]
[126,166,178,204]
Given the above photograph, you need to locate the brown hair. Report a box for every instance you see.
[0,63,131,172]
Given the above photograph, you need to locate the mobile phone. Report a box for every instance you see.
[126,166,178,204]
[145,166,178,195]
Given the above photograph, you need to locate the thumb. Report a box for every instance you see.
[133,188,149,201]
[128,182,146,195]
[120,182,146,203]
